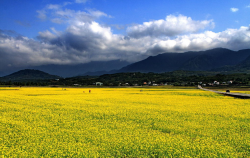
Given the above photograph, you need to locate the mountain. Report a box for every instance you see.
[210,49,250,73]
[237,54,250,68]
[119,51,200,72]
[81,69,119,76]
[1,48,250,79]
[0,69,61,82]
[119,48,250,73]
[181,48,250,71]
[0,60,130,78]
[32,60,130,77]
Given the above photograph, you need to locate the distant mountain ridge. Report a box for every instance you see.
[1,48,250,78]
[0,69,61,82]
[32,60,130,77]
[119,48,250,73]
[0,60,130,78]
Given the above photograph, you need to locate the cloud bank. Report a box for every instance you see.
[230,8,239,12]
[0,4,250,71]
[127,14,214,38]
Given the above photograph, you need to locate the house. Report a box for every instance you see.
[96,82,103,86]
[214,81,220,85]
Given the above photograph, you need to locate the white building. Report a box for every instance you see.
[96,82,103,86]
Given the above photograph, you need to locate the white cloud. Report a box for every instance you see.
[63,2,71,6]
[46,4,61,10]
[38,2,108,24]
[230,8,239,12]
[39,7,111,25]
[146,25,250,55]
[2,3,250,72]
[75,0,88,3]
[86,9,110,18]
[247,4,250,8]
[36,10,47,20]
[51,18,64,24]
[1,22,250,72]
[38,30,57,41]
[127,14,214,38]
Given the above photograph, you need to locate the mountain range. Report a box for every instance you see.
[119,48,250,73]
[1,48,250,79]
[0,60,130,78]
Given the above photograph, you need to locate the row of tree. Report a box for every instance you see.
[1,71,250,87]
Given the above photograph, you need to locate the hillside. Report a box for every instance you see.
[119,48,250,73]
[1,48,250,79]
[119,51,200,72]
[31,60,130,77]
[0,60,130,78]
[0,69,61,82]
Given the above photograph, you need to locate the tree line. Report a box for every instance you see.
[1,71,250,87]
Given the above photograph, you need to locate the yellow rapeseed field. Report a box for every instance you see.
[0,87,250,157]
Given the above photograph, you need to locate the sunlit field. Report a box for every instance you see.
[1,87,250,157]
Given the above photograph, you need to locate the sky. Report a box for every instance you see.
[0,0,250,72]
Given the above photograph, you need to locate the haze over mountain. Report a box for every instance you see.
[1,48,250,78]
[0,60,130,78]
[31,60,130,77]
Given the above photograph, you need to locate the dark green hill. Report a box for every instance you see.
[237,55,250,68]
[212,49,250,73]
[119,51,200,72]
[119,48,250,73]
[181,48,250,71]
[0,69,61,82]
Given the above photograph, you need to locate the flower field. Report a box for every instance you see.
[1,87,250,157]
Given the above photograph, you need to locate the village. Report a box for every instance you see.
[1,71,249,88]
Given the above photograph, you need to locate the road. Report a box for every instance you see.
[198,85,250,99]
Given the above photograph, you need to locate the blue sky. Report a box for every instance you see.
[0,0,250,71]
[1,0,249,37]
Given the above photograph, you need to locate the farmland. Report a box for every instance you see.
[1,87,250,157]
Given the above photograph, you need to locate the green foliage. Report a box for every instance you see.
[1,70,250,86]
